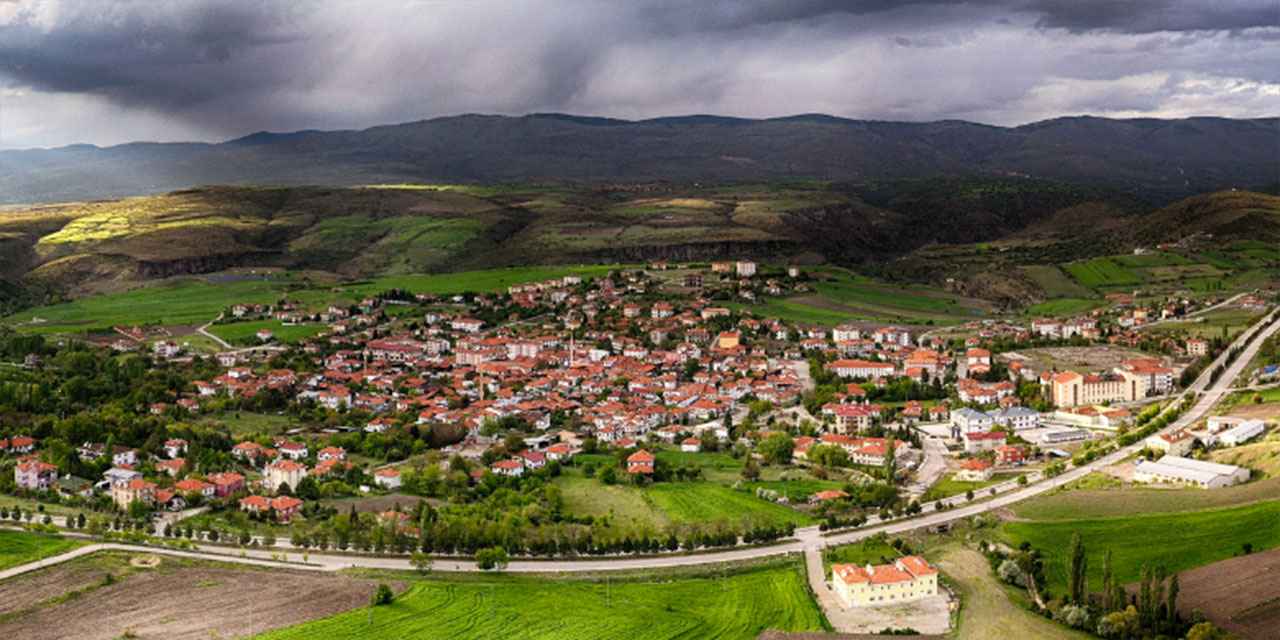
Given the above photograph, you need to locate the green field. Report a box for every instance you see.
[1000,499,1280,591]
[923,472,1022,502]
[206,319,328,345]
[2,265,627,335]
[0,529,86,571]
[1063,257,1141,288]
[255,561,827,639]
[1,278,283,333]
[646,483,817,527]
[1022,298,1103,317]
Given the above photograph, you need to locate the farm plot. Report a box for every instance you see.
[1063,258,1141,288]
[1161,546,1280,640]
[257,561,826,640]
[1000,500,1280,592]
[0,554,389,640]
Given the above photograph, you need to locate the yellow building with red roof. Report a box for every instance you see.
[831,556,938,607]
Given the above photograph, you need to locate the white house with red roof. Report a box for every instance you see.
[490,459,525,477]
[831,556,938,607]
[373,468,402,489]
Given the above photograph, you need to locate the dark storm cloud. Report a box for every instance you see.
[0,0,1277,149]
[1019,0,1280,34]
[0,3,305,102]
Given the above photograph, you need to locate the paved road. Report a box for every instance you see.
[196,312,233,350]
[905,434,949,494]
[6,312,1277,588]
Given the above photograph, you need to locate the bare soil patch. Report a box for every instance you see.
[1023,346,1148,368]
[1227,402,1280,421]
[0,556,115,618]
[1135,546,1280,640]
[0,556,401,640]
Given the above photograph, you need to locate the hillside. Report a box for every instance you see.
[1,114,1275,205]
[0,180,1151,310]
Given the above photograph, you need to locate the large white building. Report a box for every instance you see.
[1210,418,1266,447]
[1134,455,1249,489]
[831,556,938,607]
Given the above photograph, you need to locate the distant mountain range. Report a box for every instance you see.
[2,113,1276,205]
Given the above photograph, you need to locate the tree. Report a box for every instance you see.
[475,546,509,571]
[372,583,395,606]
[740,459,761,481]
[411,551,434,574]
[1068,533,1087,605]
[262,528,277,547]
[128,499,149,520]
[599,465,617,485]
[758,432,795,466]
[1166,572,1179,631]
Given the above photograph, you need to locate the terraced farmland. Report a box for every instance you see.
[256,562,827,640]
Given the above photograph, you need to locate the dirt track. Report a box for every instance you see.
[0,557,400,640]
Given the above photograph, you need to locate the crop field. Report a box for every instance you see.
[0,552,385,639]
[1171,547,1280,640]
[206,319,328,345]
[1022,298,1103,317]
[257,561,826,640]
[646,483,817,527]
[0,278,283,333]
[728,299,872,327]
[1017,265,1094,299]
[0,530,85,571]
[1011,475,1280,520]
[3,265,629,336]
[1062,257,1141,288]
[1000,499,1280,591]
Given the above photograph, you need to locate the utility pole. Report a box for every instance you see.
[490,585,495,620]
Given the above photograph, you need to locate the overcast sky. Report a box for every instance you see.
[1,0,1277,149]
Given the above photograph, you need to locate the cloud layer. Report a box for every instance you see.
[2,0,1277,149]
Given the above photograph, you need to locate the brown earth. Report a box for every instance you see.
[1227,402,1280,421]
[1123,546,1280,640]
[0,555,402,640]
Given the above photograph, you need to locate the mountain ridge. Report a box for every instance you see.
[2,113,1275,205]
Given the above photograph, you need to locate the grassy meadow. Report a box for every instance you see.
[0,529,86,571]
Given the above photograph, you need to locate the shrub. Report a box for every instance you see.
[372,583,394,606]
[1060,604,1090,628]
[997,559,1027,587]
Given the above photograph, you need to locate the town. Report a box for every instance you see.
[3,260,1277,637]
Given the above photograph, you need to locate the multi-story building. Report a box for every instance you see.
[1049,370,1144,408]
[831,556,938,607]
